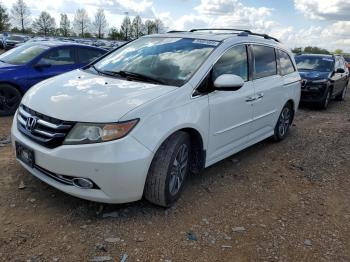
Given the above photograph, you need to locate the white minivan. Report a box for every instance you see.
[12,29,301,207]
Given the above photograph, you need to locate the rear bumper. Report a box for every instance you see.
[11,117,154,204]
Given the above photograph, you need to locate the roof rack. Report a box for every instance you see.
[167,30,188,33]
[188,28,280,42]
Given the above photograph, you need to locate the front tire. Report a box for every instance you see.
[335,84,347,101]
[318,88,331,109]
[144,132,190,207]
[273,103,293,141]
[0,84,22,116]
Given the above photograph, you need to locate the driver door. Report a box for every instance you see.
[26,47,77,88]
[207,45,255,165]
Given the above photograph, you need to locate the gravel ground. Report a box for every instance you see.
[0,92,349,262]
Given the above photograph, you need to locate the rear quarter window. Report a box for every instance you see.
[253,45,277,79]
[278,49,296,76]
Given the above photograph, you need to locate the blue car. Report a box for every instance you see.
[0,41,107,116]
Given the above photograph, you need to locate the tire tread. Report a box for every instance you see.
[144,131,189,207]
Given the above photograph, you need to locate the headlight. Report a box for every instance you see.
[63,119,139,145]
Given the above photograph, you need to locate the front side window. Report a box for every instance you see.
[94,37,218,86]
[278,49,296,76]
[39,47,75,65]
[0,43,49,65]
[253,45,277,79]
[212,45,248,81]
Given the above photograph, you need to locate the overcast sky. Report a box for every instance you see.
[3,0,350,52]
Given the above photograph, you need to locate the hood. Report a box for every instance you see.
[298,70,330,81]
[21,69,178,122]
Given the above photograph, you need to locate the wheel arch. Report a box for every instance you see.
[151,127,206,175]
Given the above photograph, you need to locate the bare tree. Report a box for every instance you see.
[131,15,144,39]
[11,0,31,33]
[74,8,90,37]
[59,13,70,37]
[144,20,155,35]
[0,3,10,32]
[154,18,164,33]
[32,11,56,36]
[93,8,107,39]
[120,16,131,41]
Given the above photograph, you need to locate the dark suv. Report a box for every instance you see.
[295,54,348,109]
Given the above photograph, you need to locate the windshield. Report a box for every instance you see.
[295,56,334,72]
[7,35,25,41]
[0,44,49,65]
[94,37,219,86]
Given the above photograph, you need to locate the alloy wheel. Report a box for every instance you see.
[169,144,189,196]
[278,107,291,137]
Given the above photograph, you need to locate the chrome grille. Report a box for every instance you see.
[17,105,75,148]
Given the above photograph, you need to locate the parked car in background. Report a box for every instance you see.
[11,30,300,207]
[344,56,350,70]
[4,35,29,50]
[0,32,9,49]
[0,41,107,116]
[295,54,349,109]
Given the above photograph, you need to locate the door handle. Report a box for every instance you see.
[256,93,264,99]
[245,96,255,102]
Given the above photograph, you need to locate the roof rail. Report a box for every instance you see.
[188,28,280,42]
[167,30,188,33]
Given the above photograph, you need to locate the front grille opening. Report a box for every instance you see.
[17,105,75,148]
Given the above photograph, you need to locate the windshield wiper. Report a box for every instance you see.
[90,65,104,75]
[102,70,166,85]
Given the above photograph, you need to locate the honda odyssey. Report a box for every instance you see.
[12,29,301,207]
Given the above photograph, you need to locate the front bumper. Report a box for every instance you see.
[11,118,154,204]
[300,82,328,103]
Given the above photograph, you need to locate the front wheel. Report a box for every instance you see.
[335,84,347,101]
[0,84,22,116]
[318,89,331,109]
[144,132,190,207]
[273,103,293,141]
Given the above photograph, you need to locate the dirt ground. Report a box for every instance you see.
[0,93,349,262]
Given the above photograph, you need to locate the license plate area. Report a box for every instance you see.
[15,142,35,168]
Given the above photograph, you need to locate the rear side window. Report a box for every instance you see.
[253,45,277,79]
[77,48,105,64]
[213,45,248,81]
[278,49,296,76]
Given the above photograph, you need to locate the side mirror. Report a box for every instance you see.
[33,61,51,69]
[336,68,345,74]
[213,74,244,91]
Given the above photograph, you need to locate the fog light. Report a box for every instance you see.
[72,178,94,189]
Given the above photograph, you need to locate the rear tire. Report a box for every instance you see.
[144,132,190,207]
[335,84,347,101]
[273,103,293,141]
[0,84,22,116]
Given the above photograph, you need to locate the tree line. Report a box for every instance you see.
[292,46,345,55]
[0,0,165,40]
